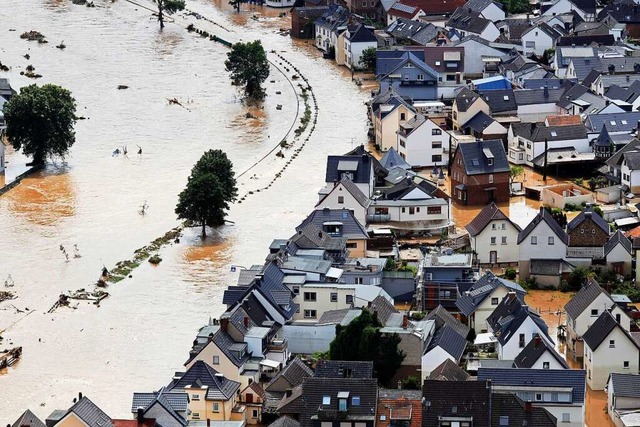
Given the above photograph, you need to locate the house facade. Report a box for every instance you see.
[396,114,449,167]
[466,202,521,266]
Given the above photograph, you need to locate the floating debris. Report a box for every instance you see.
[148,254,162,265]
[20,31,47,43]
[245,112,257,119]
[0,61,9,72]
[0,347,22,369]
[47,290,109,313]
[117,85,129,90]
[56,41,66,50]
[276,104,282,110]
[23,54,30,60]
[0,291,16,303]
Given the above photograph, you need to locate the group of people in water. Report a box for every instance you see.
[112,145,143,157]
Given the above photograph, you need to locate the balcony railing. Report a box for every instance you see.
[267,339,288,352]
[317,406,347,420]
[367,214,390,223]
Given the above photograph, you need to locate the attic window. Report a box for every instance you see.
[550,131,557,137]
[472,159,480,166]
[503,95,509,101]
[352,396,361,406]
[323,396,331,405]
[499,417,509,427]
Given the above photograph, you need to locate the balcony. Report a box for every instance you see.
[317,406,347,420]
[267,338,288,352]
[367,214,390,223]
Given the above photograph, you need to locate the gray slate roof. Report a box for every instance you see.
[518,207,568,245]
[456,271,525,317]
[325,154,373,184]
[425,305,470,338]
[624,151,640,170]
[610,373,640,398]
[268,416,301,427]
[168,360,241,400]
[266,358,314,392]
[477,367,586,403]
[454,87,481,113]
[480,89,517,114]
[61,397,113,427]
[513,337,569,369]
[11,410,46,427]
[564,279,608,320]
[457,140,510,175]
[296,208,368,240]
[461,111,497,133]
[380,147,411,170]
[605,230,633,257]
[486,293,553,346]
[587,112,640,133]
[567,209,609,235]
[582,310,639,351]
[427,358,471,381]
[513,88,565,105]
[131,389,189,413]
[426,324,468,361]
[447,8,493,36]
[606,138,640,168]
[510,122,588,143]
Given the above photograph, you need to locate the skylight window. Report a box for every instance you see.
[503,95,509,101]
[550,131,557,137]
[611,121,617,126]
[622,120,628,125]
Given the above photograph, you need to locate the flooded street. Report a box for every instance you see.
[0,0,368,422]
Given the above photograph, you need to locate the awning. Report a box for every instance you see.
[327,267,343,279]
[259,359,280,369]
[475,333,498,345]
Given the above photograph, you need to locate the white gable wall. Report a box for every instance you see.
[471,219,520,264]
[497,316,553,360]
[396,119,448,167]
[316,183,368,226]
[421,345,456,382]
[585,326,639,390]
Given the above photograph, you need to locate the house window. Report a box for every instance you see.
[501,223,506,230]
[346,295,354,304]
[488,159,494,166]
[304,292,317,301]
[492,224,497,230]
[417,74,424,81]
[535,393,542,401]
[531,236,537,245]
[252,410,259,418]
[355,277,363,284]
[409,207,415,215]
[346,242,357,249]
[304,309,317,319]
[489,174,493,183]
[519,333,525,348]
[323,396,331,405]
[400,112,406,121]
[625,361,630,369]
[399,139,406,148]
[192,394,200,401]
[293,286,300,295]
[543,362,550,369]
[502,236,507,244]
[213,356,220,365]
[491,237,496,245]
[193,413,200,419]
[402,207,406,213]
[548,236,554,245]
[428,206,441,214]
[491,297,499,305]
[338,196,344,204]
[562,413,570,423]
[526,41,536,48]
[432,155,442,162]
[446,74,457,81]
[432,129,442,136]
[213,403,220,412]
[432,141,442,149]
[338,398,348,412]
[330,292,338,302]
[362,1,366,5]
[591,309,598,317]
[610,339,616,348]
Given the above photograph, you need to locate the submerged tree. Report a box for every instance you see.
[3,84,77,166]
[153,0,185,29]
[329,309,405,386]
[225,40,270,102]
[175,150,237,238]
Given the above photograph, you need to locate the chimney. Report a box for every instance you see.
[285,388,293,397]
[221,317,229,332]
[323,207,330,212]
[530,122,537,133]
[137,408,144,424]
[244,316,250,328]
[533,336,542,348]
[525,401,532,412]
[507,291,516,302]
[78,392,83,401]
[402,314,408,329]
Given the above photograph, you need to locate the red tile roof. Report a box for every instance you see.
[112,420,156,427]
[377,398,422,427]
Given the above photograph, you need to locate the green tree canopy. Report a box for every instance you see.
[225,40,270,102]
[175,150,237,238]
[3,84,77,166]
[153,0,185,29]
[359,47,377,71]
[509,165,524,186]
[329,309,405,386]
[497,0,530,13]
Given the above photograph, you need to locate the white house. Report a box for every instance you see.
[446,9,501,42]
[316,178,370,226]
[521,23,562,56]
[508,122,590,167]
[608,373,640,427]
[456,271,527,334]
[583,311,640,390]
[344,25,377,70]
[451,87,491,130]
[517,207,569,281]
[605,230,634,277]
[465,0,505,21]
[374,94,416,152]
[314,7,349,53]
[486,292,554,361]
[396,114,449,168]
[420,323,468,380]
[541,0,593,21]
[621,150,640,194]
[513,335,569,369]
[465,202,521,266]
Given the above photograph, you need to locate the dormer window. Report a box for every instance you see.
[338,391,349,411]
[488,159,494,166]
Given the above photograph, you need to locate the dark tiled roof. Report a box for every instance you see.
[557,34,615,46]
[456,271,525,317]
[346,24,377,43]
[461,111,497,133]
[402,0,466,14]
[11,410,46,427]
[479,89,517,114]
[168,361,241,400]
[266,358,314,392]
[62,397,113,427]
[570,57,603,82]
[422,380,491,427]
[457,140,510,175]
[291,221,347,253]
[368,294,399,325]
[131,389,189,413]
[427,358,471,381]
[465,202,519,237]
[314,360,374,379]
[513,88,565,106]
[624,151,640,169]
[606,138,640,168]
[556,83,588,109]
[605,230,633,257]
[427,323,468,360]
[325,154,373,184]
[465,0,503,12]
[610,373,640,398]
[477,367,586,403]
[454,87,481,113]
[567,208,609,234]
[269,416,301,427]
[509,122,588,143]
[517,208,568,245]
[587,112,640,133]
[447,8,493,36]
[491,393,557,427]
[582,310,640,351]
[564,279,608,320]
[513,337,569,369]
[296,208,368,240]
[486,293,552,346]
[301,377,378,427]
[425,305,470,339]
[380,148,411,171]
[277,384,304,415]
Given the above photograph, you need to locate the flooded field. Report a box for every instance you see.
[0,0,369,422]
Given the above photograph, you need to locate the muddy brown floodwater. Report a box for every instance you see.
[0,0,369,422]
